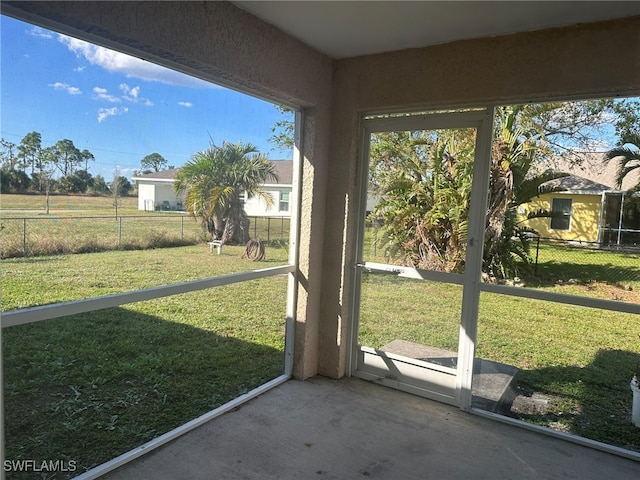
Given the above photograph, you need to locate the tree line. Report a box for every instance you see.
[1,131,132,195]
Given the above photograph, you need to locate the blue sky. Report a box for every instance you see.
[1,15,293,180]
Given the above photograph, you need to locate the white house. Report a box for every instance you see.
[133,168,184,212]
[242,160,293,217]
[132,160,293,217]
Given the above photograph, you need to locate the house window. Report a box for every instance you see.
[279,191,290,212]
[550,198,572,230]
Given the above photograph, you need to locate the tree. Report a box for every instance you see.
[58,170,93,194]
[268,105,295,152]
[80,149,95,172]
[52,139,82,176]
[141,152,167,173]
[612,98,640,140]
[483,106,568,278]
[38,146,58,213]
[606,133,640,191]
[604,98,640,192]
[370,105,570,278]
[113,175,132,196]
[0,138,18,169]
[0,168,31,193]
[17,131,42,176]
[175,141,278,244]
[91,175,110,194]
[370,128,476,272]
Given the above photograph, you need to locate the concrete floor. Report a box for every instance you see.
[103,376,639,480]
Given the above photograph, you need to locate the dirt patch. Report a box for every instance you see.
[557,280,639,303]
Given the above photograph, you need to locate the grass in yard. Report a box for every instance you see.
[527,241,640,295]
[0,194,291,258]
[359,274,461,351]
[3,221,640,472]
[477,292,640,451]
[0,193,139,216]
[1,244,289,309]
[2,245,290,477]
[359,238,639,451]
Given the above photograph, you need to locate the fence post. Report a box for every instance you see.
[374,224,378,257]
[534,236,540,274]
[267,218,271,243]
[118,216,122,248]
[23,218,27,257]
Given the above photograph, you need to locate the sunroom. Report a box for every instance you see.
[2,2,640,479]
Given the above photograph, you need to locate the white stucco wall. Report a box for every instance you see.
[320,16,640,378]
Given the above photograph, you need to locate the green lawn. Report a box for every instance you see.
[0,194,291,258]
[360,234,640,452]
[2,245,290,478]
[0,193,139,215]
[2,206,639,476]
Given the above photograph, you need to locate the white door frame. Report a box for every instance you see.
[348,108,495,410]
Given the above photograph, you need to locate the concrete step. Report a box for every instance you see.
[381,339,519,412]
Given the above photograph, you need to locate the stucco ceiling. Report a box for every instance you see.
[233,1,640,59]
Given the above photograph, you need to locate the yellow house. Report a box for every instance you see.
[519,174,613,243]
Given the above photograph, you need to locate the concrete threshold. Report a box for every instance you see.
[102,376,639,480]
[382,339,519,412]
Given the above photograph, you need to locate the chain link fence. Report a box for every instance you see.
[531,236,640,286]
[0,215,291,258]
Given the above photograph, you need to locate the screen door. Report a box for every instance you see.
[350,109,493,408]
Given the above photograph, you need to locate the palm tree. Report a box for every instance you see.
[483,105,568,279]
[174,141,278,245]
[606,133,640,191]
[371,128,476,272]
[370,107,567,278]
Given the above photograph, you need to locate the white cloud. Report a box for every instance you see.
[178,101,193,108]
[57,34,214,88]
[74,66,86,73]
[93,87,121,103]
[49,82,82,95]
[97,107,128,123]
[28,26,53,39]
[120,84,153,106]
[119,83,138,100]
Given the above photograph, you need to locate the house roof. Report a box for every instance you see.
[133,160,293,185]
[542,174,613,195]
[132,168,181,181]
[537,152,640,191]
[269,160,293,185]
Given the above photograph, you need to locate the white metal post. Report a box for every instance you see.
[347,120,373,376]
[456,108,495,411]
[284,109,303,377]
[617,191,625,246]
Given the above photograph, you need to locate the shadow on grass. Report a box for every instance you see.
[3,307,284,479]
[522,260,640,288]
[501,349,640,452]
